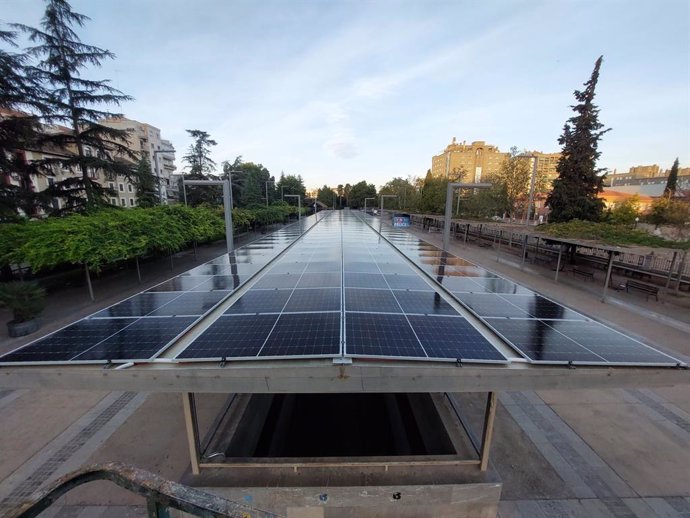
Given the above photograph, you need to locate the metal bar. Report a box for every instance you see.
[444,393,481,456]
[602,250,615,302]
[135,256,141,283]
[443,183,454,251]
[525,156,538,225]
[674,250,687,294]
[496,230,502,262]
[199,459,481,469]
[222,181,234,253]
[555,245,563,283]
[84,264,94,301]
[520,234,528,269]
[665,251,678,289]
[464,223,469,243]
[182,393,201,475]
[479,392,498,471]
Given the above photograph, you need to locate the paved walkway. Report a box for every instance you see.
[0,217,688,517]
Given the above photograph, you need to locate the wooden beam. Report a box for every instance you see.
[182,393,200,475]
[479,392,497,471]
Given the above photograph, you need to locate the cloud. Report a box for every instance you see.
[324,132,359,159]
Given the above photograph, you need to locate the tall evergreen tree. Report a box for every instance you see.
[546,56,610,222]
[15,0,136,211]
[133,156,158,208]
[664,158,679,198]
[181,129,218,206]
[0,27,49,219]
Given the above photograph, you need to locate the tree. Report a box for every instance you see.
[181,129,217,206]
[316,185,334,207]
[419,169,466,214]
[546,56,610,222]
[16,0,136,211]
[276,173,306,199]
[491,148,545,219]
[0,27,49,219]
[647,197,689,234]
[347,181,376,209]
[608,195,640,225]
[664,158,679,198]
[133,157,157,208]
[379,177,419,210]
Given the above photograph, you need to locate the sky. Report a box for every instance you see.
[2,0,689,190]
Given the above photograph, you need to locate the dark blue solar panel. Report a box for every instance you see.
[343,261,380,273]
[345,288,400,313]
[73,317,197,361]
[453,293,530,318]
[183,264,230,276]
[252,274,300,289]
[224,290,291,314]
[259,313,340,356]
[408,315,506,361]
[284,288,341,312]
[93,292,181,318]
[393,290,460,316]
[297,272,341,288]
[499,294,586,320]
[383,274,433,291]
[147,276,213,292]
[148,291,230,316]
[177,314,279,359]
[344,273,388,289]
[345,313,425,358]
[269,262,306,274]
[305,261,341,272]
[0,318,135,363]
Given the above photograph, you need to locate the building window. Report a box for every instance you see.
[111,198,117,205]
[119,183,124,192]
[52,199,60,210]
[108,182,115,190]
[127,184,133,193]
[120,198,126,206]
[129,198,135,206]
[48,177,55,187]
[84,147,92,157]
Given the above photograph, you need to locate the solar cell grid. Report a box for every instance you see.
[224,289,292,314]
[284,288,341,312]
[259,313,340,357]
[345,313,425,358]
[148,291,230,316]
[344,272,388,289]
[297,272,341,288]
[345,288,400,313]
[453,293,531,318]
[147,276,214,292]
[383,274,433,291]
[252,274,300,289]
[393,290,460,316]
[408,315,506,361]
[93,292,181,318]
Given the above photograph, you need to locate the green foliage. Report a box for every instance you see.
[182,129,219,206]
[316,185,335,207]
[419,169,465,214]
[0,281,46,322]
[379,177,418,210]
[607,195,640,225]
[540,220,689,249]
[276,172,306,198]
[647,198,689,228]
[133,157,158,208]
[460,182,511,219]
[547,56,610,223]
[492,148,545,218]
[347,181,377,209]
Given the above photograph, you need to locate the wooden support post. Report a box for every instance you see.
[480,392,498,471]
[533,237,540,264]
[602,250,615,303]
[496,230,502,262]
[520,235,528,269]
[464,224,469,243]
[84,264,94,301]
[182,393,201,475]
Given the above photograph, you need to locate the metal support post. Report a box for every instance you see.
[674,251,686,294]
[84,264,94,301]
[364,197,376,214]
[182,393,201,475]
[602,250,615,302]
[183,179,234,254]
[524,155,538,225]
[520,234,528,269]
[665,251,678,289]
[443,183,491,251]
[480,392,498,471]
[555,244,564,283]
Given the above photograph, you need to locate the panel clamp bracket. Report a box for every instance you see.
[333,357,352,365]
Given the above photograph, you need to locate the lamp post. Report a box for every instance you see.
[380,194,397,216]
[265,180,275,208]
[284,194,301,222]
[152,148,175,204]
[364,197,376,214]
[183,179,234,254]
[443,183,492,251]
[634,217,640,229]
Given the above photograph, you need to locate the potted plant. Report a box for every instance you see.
[0,282,47,337]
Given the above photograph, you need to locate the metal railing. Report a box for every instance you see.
[7,462,283,518]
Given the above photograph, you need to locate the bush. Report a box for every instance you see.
[0,281,46,323]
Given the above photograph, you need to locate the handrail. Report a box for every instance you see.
[7,461,283,518]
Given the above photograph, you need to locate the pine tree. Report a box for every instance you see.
[546,56,611,222]
[15,0,136,211]
[182,129,218,206]
[0,28,49,219]
[664,158,679,198]
[133,157,158,208]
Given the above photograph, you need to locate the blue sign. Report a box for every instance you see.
[392,214,411,227]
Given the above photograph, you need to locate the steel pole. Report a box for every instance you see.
[443,183,454,252]
[525,156,538,225]
[222,180,234,253]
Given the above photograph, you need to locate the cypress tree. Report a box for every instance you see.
[663,158,679,198]
[15,0,136,211]
[182,129,218,206]
[546,56,611,222]
[133,157,158,208]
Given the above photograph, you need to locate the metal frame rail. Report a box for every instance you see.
[7,462,282,518]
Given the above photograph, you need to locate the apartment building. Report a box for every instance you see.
[431,138,508,182]
[100,117,176,204]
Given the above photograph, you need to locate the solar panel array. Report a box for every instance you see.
[0,214,325,365]
[372,217,683,367]
[177,212,507,363]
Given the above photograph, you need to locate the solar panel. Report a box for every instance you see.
[345,313,425,358]
[393,290,460,316]
[147,276,214,292]
[93,292,181,318]
[224,289,292,314]
[177,314,279,359]
[407,315,506,362]
[252,274,300,289]
[259,312,340,357]
[345,288,401,313]
[284,288,341,312]
[344,273,388,289]
[73,317,197,361]
[148,291,230,316]
[297,272,341,288]
[383,274,433,291]
[453,292,531,318]
[0,318,135,363]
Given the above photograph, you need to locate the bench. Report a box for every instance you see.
[572,268,594,281]
[625,280,659,301]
